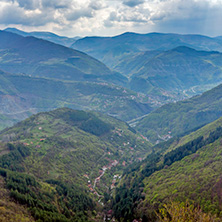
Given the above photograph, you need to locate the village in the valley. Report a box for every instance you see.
[83,128,150,202]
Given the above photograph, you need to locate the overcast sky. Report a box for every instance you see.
[0,0,222,37]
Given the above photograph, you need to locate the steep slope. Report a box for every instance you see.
[128,46,222,93]
[0,108,152,221]
[0,175,35,222]
[141,118,222,220]
[112,117,222,221]
[71,32,222,69]
[114,50,161,77]
[0,108,152,182]
[0,70,153,130]
[4,27,79,47]
[0,30,127,85]
[135,83,222,143]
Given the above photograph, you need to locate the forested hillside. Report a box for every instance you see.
[1,27,222,222]
[0,108,152,221]
[112,117,222,221]
[125,46,222,94]
[135,83,222,143]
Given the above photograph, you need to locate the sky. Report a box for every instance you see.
[0,0,222,37]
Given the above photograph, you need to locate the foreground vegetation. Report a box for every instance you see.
[0,168,94,222]
[156,201,220,222]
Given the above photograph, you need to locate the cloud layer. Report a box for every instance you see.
[0,0,221,37]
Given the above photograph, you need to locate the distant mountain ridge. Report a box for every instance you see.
[72,31,222,69]
[3,29,222,101]
[0,30,127,85]
[72,32,222,97]
[4,27,80,47]
[127,46,222,93]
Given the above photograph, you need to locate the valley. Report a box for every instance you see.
[0,70,156,130]
[135,82,222,143]
[0,28,222,222]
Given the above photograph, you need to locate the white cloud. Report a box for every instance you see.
[66,8,94,21]
[0,0,221,36]
[0,1,55,26]
[148,0,222,36]
[89,0,106,10]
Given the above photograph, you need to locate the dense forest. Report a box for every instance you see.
[112,124,222,221]
[0,167,94,222]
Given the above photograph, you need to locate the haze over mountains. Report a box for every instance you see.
[0,69,153,130]
[4,27,80,47]
[71,31,222,96]
[0,30,126,85]
[72,32,222,68]
[0,28,222,221]
[5,28,222,97]
[126,46,222,94]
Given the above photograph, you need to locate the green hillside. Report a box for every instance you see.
[0,30,127,85]
[112,117,222,221]
[135,82,222,143]
[141,118,222,220]
[0,108,152,221]
[114,50,161,77]
[0,167,95,222]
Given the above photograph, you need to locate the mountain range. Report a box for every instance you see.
[72,32,222,69]
[0,30,126,85]
[3,29,222,101]
[4,27,80,47]
[118,46,222,94]
[72,32,222,97]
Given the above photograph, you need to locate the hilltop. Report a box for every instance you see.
[118,46,222,94]
[73,33,222,97]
